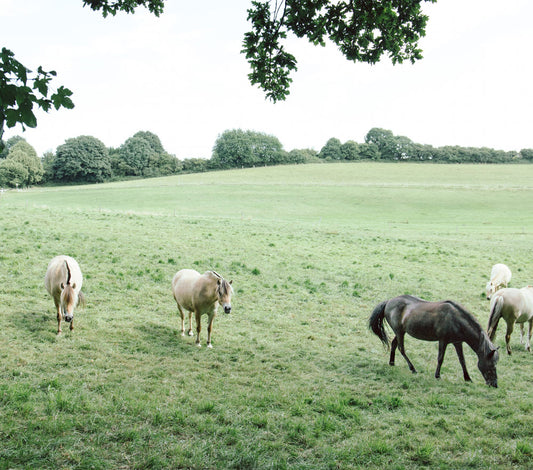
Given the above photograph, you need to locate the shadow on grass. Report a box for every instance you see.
[136,322,195,353]
[15,308,59,342]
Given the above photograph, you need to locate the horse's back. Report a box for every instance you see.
[172,269,201,309]
[390,296,477,341]
[491,263,512,280]
[45,255,82,296]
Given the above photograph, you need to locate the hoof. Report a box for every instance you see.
[196,343,202,348]
[181,331,185,337]
[207,343,213,349]
[188,330,194,337]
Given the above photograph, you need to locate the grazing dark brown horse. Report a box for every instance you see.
[172,269,233,348]
[369,295,499,387]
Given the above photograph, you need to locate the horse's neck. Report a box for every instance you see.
[471,330,492,357]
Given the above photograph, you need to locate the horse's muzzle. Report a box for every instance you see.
[64,315,73,323]
[224,306,231,314]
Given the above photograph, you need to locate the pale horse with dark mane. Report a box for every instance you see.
[487,286,533,355]
[45,255,85,334]
[172,269,233,348]
[369,295,499,387]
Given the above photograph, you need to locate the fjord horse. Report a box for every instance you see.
[487,286,533,355]
[172,269,233,348]
[369,295,499,387]
[485,263,512,300]
[45,255,85,334]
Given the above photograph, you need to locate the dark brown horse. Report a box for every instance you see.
[369,295,499,387]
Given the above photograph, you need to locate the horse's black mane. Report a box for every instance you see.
[445,300,493,353]
[211,271,232,295]
[65,261,72,285]
[444,300,480,328]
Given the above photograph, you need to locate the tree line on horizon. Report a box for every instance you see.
[0,128,532,188]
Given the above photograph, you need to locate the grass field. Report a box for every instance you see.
[1,162,532,469]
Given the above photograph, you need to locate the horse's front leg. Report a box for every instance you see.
[188,311,193,336]
[176,304,185,336]
[206,311,216,349]
[453,342,472,382]
[435,341,448,379]
[195,311,202,347]
[55,301,62,335]
[505,322,514,355]
[526,320,532,352]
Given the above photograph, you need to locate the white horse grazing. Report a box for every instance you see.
[485,263,512,300]
[172,269,233,348]
[45,255,84,334]
[487,286,533,355]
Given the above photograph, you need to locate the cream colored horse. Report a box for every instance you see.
[44,255,84,334]
[172,269,233,348]
[487,286,533,354]
[485,263,512,300]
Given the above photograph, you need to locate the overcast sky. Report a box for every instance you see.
[2,0,532,158]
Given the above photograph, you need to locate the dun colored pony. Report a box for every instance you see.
[487,286,533,355]
[369,295,499,387]
[172,269,233,348]
[485,263,512,300]
[44,255,84,334]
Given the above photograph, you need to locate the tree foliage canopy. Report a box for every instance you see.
[242,0,435,101]
[0,0,436,143]
[0,158,28,188]
[6,140,43,185]
[114,130,180,177]
[0,48,74,144]
[53,135,112,183]
[212,129,285,168]
[82,0,164,17]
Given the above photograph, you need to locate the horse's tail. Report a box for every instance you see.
[487,295,504,341]
[65,260,71,285]
[369,301,390,349]
[77,291,86,308]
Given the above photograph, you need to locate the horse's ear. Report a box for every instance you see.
[488,348,499,359]
[60,283,65,290]
[229,280,233,285]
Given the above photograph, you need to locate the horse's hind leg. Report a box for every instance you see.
[397,334,417,373]
[435,341,448,379]
[188,311,193,336]
[389,337,398,366]
[505,322,514,355]
[519,323,525,344]
[453,342,472,382]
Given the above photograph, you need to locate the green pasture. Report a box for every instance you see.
[1,162,532,469]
